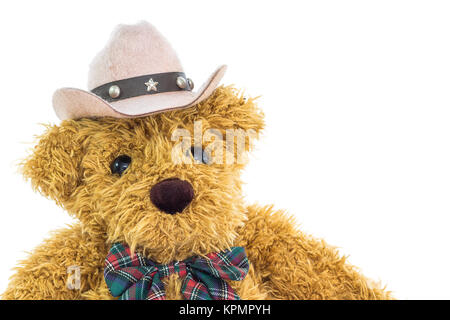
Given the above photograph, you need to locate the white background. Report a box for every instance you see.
[1,0,449,299]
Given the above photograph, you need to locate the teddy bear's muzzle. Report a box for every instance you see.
[150,178,194,214]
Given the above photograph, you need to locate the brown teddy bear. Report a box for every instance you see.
[2,22,391,300]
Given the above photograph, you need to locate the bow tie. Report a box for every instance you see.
[104,243,250,300]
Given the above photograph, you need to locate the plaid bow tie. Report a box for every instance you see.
[104,243,250,300]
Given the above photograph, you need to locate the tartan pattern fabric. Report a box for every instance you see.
[104,243,250,300]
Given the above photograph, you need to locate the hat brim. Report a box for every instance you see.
[53,65,227,120]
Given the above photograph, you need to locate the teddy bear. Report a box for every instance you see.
[2,21,391,300]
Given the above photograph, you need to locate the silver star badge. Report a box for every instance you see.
[145,78,159,92]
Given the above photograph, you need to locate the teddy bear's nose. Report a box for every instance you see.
[150,178,194,214]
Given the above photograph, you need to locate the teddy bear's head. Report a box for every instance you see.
[22,86,264,263]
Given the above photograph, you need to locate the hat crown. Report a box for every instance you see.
[87,21,183,90]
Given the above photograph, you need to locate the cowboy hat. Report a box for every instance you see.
[53,21,226,120]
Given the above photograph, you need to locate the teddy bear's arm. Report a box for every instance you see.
[2,223,108,300]
[238,205,392,300]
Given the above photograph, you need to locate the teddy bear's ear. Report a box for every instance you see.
[21,121,84,206]
[195,86,265,137]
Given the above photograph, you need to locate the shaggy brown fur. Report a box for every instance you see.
[2,86,391,300]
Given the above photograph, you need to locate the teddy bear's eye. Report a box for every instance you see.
[110,155,132,176]
[188,146,211,165]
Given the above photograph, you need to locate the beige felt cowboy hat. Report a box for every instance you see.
[53,21,226,120]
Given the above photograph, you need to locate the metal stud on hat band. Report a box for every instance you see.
[176,76,187,89]
[108,85,121,99]
[187,78,194,90]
